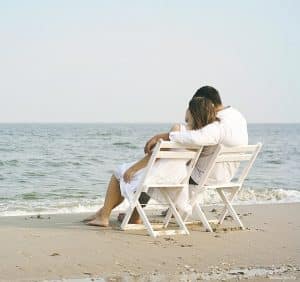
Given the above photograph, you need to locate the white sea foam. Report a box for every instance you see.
[1,187,300,217]
[200,187,300,205]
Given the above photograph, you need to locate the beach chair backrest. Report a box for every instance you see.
[131,140,204,204]
[215,143,262,185]
[189,143,262,206]
[157,141,205,184]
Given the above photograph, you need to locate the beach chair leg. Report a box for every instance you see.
[161,191,189,235]
[163,190,181,228]
[218,188,239,224]
[135,202,157,237]
[163,208,173,228]
[194,204,213,232]
[217,189,245,230]
[120,206,135,230]
[183,210,190,222]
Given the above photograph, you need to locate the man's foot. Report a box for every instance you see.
[161,208,174,218]
[117,212,125,222]
[161,208,169,216]
[117,212,142,224]
[81,213,96,223]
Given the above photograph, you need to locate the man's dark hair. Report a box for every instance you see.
[193,86,222,106]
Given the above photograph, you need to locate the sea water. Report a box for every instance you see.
[0,123,299,216]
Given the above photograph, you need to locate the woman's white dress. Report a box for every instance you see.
[113,124,192,215]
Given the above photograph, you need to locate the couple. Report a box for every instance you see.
[83,86,248,226]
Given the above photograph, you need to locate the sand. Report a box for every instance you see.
[0,203,299,281]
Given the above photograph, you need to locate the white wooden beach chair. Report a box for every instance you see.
[120,140,205,237]
[181,143,262,232]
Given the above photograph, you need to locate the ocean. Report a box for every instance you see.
[0,123,299,216]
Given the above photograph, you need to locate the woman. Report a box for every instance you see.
[83,97,219,227]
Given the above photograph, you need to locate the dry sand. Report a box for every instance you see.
[0,203,299,281]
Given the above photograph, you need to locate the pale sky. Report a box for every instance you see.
[0,0,299,123]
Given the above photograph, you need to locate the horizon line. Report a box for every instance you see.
[0,121,299,125]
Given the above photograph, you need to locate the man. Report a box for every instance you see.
[142,85,248,201]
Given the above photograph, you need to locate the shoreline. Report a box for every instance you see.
[2,189,300,218]
[0,203,299,281]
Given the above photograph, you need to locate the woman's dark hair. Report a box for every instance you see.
[193,86,222,106]
[188,97,219,130]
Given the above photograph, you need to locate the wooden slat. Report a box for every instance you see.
[184,219,218,225]
[145,184,185,188]
[121,223,164,230]
[153,230,188,236]
[160,141,205,150]
[205,182,241,189]
[122,225,188,236]
[221,145,259,153]
[156,151,197,159]
[215,154,252,162]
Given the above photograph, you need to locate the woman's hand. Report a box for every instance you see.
[123,167,137,183]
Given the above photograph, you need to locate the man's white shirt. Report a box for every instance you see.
[169,106,248,184]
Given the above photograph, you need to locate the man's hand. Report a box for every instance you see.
[144,135,160,154]
[144,133,170,154]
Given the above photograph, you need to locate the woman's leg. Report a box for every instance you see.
[87,175,124,226]
[117,192,150,223]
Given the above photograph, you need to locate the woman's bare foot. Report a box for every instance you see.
[85,208,109,227]
[81,213,96,222]
[87,217,109,227]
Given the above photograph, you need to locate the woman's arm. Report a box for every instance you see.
[123,154,151,183]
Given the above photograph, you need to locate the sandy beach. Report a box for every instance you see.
[0,203,299,281]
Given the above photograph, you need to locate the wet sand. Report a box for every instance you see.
[0,203,299,281]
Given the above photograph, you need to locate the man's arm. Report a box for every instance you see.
[144,132,169,154]
[169,122,222,146]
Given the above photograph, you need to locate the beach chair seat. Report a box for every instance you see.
[120,140,205,237]
[184,143,262,232]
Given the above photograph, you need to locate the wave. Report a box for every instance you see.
[266,159,282,165]
[112,142,139,149]
[199,187,300,205]
[1,187,300,217]
[0,159,19,166]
